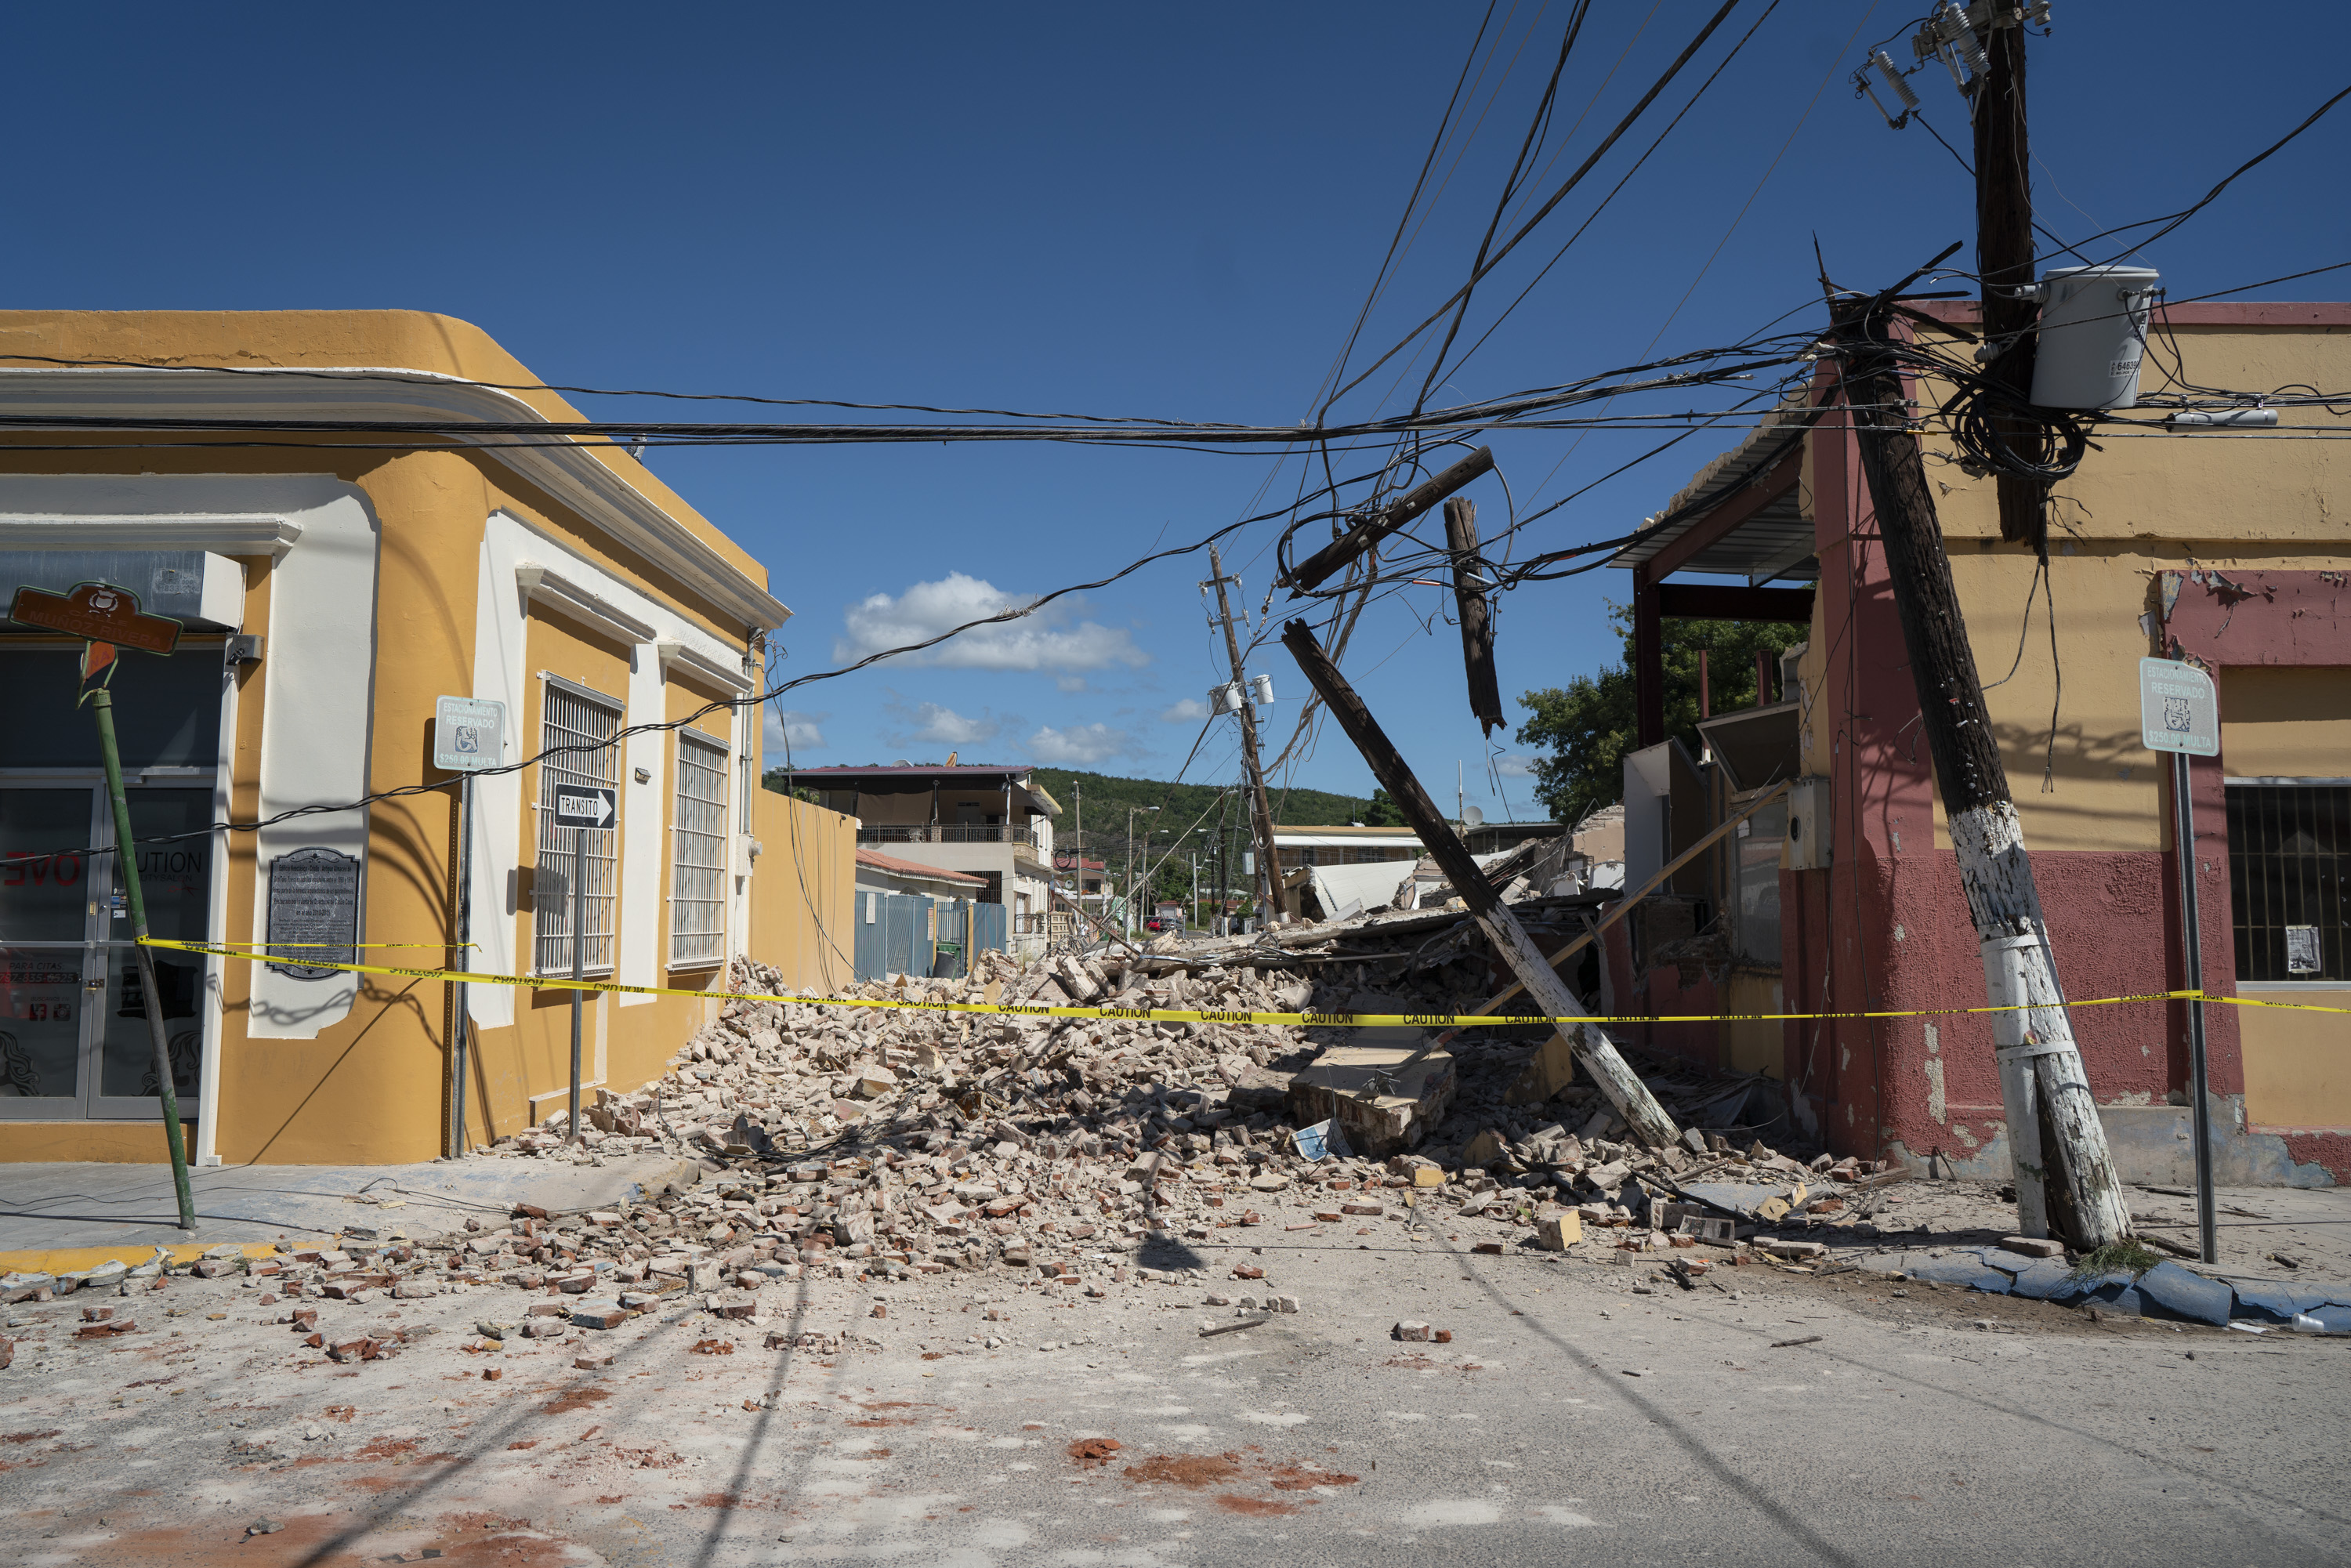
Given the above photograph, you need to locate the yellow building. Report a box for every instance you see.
[0,310,849,1165]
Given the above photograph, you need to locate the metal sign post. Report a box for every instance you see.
[2140,657,2221,1266]
[8,582,194,1230]
[549,785,614,1148]
[571,826,586,1145]
[433,696,506,1158]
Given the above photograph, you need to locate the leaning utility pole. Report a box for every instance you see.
[1208,545,1284,921]
[1972,2,2045,546]
[1831,276,2129,1248]
[1282,620,1683,1150]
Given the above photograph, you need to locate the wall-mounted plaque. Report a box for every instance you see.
[266,848,360,980]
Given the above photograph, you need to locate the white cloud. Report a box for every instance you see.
[886,700,1001,748]
[761,707,827,757]
[1056,675,1089,693]
[833,572,1150,672]
[1027,722,1132,766]
[1493,753,1539,778]
[1159,697,1208,723]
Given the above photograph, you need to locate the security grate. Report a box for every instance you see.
[670,727,729,966]
[534,678,621,976]
[2226,782,2349,983]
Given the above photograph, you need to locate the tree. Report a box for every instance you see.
[1516,604,1805,827]
[1360,788,1407,827]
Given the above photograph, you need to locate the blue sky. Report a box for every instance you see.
[9,4,2346,818]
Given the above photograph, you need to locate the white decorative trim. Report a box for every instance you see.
[0,514,302,558]
[0,367,790,632]
[516,561,657,646]
[655,636,753,694]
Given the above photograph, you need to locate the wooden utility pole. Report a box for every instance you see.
[1831,290,2129,1248]
[1972,5,2044,546]
[1208,545,1285,921]
[1443,498,1503,736]
[1286,446,1494,595]
[1281,620,1683,1150]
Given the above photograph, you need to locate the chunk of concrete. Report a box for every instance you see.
[1286,1029,1455,1158]
[1534,1211,1582,1251]
[1502,1032,1578,1106]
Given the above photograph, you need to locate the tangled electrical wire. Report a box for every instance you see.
[1941,372,2092,486]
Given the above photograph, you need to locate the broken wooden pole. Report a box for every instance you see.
[1280,618,1682,1150]
[1833,291,2131,1249]
[1286,446,1493,595]
[1444,497,1503,736]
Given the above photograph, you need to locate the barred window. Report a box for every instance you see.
[670,728,730,966]
[2226,780,2349,983]
[534,677,621,976]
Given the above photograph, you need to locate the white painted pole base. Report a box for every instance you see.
[1981,932,2054,1239]
[1954,803,2132,1248]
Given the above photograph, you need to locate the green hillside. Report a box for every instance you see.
[1026,769,1375,857]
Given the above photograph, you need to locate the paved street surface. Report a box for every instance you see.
[5,1193,2348,1567]
[0,1155,698,1259]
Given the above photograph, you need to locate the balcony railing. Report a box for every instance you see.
[859,823,1040,849]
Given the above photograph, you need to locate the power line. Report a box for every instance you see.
[1326,0,1748,411]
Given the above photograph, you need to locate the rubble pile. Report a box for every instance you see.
[6,932,2342,1344]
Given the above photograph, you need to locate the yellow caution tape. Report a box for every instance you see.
[139,936,2351,1027]
[206,940,473,949]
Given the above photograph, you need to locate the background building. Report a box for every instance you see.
[790,762,1060,958]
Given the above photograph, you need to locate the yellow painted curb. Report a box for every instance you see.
[0,1240,279,1276]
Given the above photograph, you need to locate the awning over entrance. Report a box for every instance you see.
[1609,397,1823,748]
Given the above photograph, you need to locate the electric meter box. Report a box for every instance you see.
[2029,265,2161,411]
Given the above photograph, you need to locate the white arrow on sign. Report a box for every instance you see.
[553,787,617,827]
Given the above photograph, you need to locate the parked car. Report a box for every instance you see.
[1143,916,1172,932]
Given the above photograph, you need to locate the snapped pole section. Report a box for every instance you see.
[2172,750,2216,1264]
[91,686,197,1231]
[1444,498,1503,736]
[569,824,585,1146]
[1286,446,1494,595]
[1832,294,2131,1248]
[1280,619,1681,1150]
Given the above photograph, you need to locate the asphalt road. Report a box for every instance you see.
[5,1227,2348,1566]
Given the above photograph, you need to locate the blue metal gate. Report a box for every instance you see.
[970,900,1007,959]
[853,890,936,981]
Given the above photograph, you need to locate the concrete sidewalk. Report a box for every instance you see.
[0,1150,705,1273]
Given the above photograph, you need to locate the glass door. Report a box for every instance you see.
[91,789,213,1119]
[0,788,101,1115]
[0,783,212,1120]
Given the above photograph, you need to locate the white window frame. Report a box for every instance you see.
[669,726,730,969]
[533,674,622,977]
